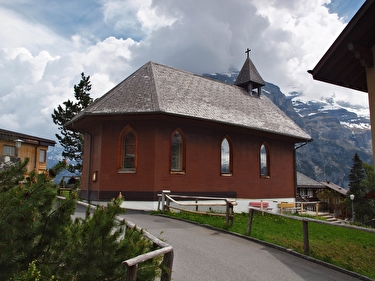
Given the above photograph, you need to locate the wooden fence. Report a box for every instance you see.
[57,197,174,281]
[158,190,237,227]
[247,207,375,256]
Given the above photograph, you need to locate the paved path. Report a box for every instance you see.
[118,210,365,281]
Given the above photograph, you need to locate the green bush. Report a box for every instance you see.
[0,159,160,280]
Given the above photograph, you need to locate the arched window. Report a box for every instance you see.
[170,129,185,173]
[260,142,270,177]
[120,127,137,172]
[221,137,232,175]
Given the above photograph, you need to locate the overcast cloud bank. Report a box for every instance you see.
[0,0,368,139]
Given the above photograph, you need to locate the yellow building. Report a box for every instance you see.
[0,128,56,174]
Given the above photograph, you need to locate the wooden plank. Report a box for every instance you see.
[168,205,233,218]
[123,246,173,267]
[248,207,375,233]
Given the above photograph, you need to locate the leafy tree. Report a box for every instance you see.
[0,159,160,280]
[347,153,375,224]
[52,72,93,173]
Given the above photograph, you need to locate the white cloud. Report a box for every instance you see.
[249,0,367,106]
[0,0,369,141]
[101,0,177,34]
[0,6,71,55]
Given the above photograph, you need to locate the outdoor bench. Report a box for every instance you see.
[249,201,272,210]
[277,202,300,214]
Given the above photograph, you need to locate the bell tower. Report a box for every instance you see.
[235,48,265,96]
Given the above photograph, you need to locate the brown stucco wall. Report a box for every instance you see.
[79,115,296,201]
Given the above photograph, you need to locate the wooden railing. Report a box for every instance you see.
[158,190,237,227]
[121,219,174,281]
[57,198,174,281]
[247,207,375,256]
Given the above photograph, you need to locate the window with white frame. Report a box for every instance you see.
[2,145,16,157]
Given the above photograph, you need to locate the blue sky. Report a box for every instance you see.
[326,0,365,21]
[0,0,368,139]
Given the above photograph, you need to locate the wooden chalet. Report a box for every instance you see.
[0,128,56,174]
[319,181,348,218]
[66,54,312,201]
[297,172,349,217]
[296,172,325,201]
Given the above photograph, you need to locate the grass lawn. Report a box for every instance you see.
[161,210,375,279]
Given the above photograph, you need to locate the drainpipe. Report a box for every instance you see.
[70,123,93,204]
[294,139,313,199]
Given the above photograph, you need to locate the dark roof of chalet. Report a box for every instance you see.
[365,189,375,199]
[321,181,348,196]
[234,56,265,88]
[297,172,325,188]
[0,128,55,147]
[297,172,348,196]
[68,61,311,141]
[308,0,375,92]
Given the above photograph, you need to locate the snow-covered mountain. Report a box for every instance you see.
[292,97,370,129]
[47,146,78,183]
[47,146,64,169]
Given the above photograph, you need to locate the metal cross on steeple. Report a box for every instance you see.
[245,48,251,58]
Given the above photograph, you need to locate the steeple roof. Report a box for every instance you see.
[235,50,265,89]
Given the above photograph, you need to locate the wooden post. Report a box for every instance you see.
[195,199,198,212]
[261,200,264,216]
[303,219,310,256]
[316,202,319,216]
[157,194,161,211]
[126,264,138,281]
[160,250,174,281]
[226,202,230,228]
[365,47,375,166]
[246,208,255,235]
[161,190,171,212]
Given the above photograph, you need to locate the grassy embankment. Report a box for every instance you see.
[162,211,375,279]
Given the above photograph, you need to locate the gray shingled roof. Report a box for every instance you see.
[70,61,311,141]
[0,128,55,147]
[321,181,348,196]
[297,172,325,188]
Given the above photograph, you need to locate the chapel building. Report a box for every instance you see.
[66,54,312,201]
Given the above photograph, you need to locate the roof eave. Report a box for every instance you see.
[308,0,375,92]
[66,111,311,142]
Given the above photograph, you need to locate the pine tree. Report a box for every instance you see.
[0,159,74,279]
[359,162,375,223]
[348,153,365,188]
[52,72,93,173]
[347,153,374,224]
[0,159,160,280]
